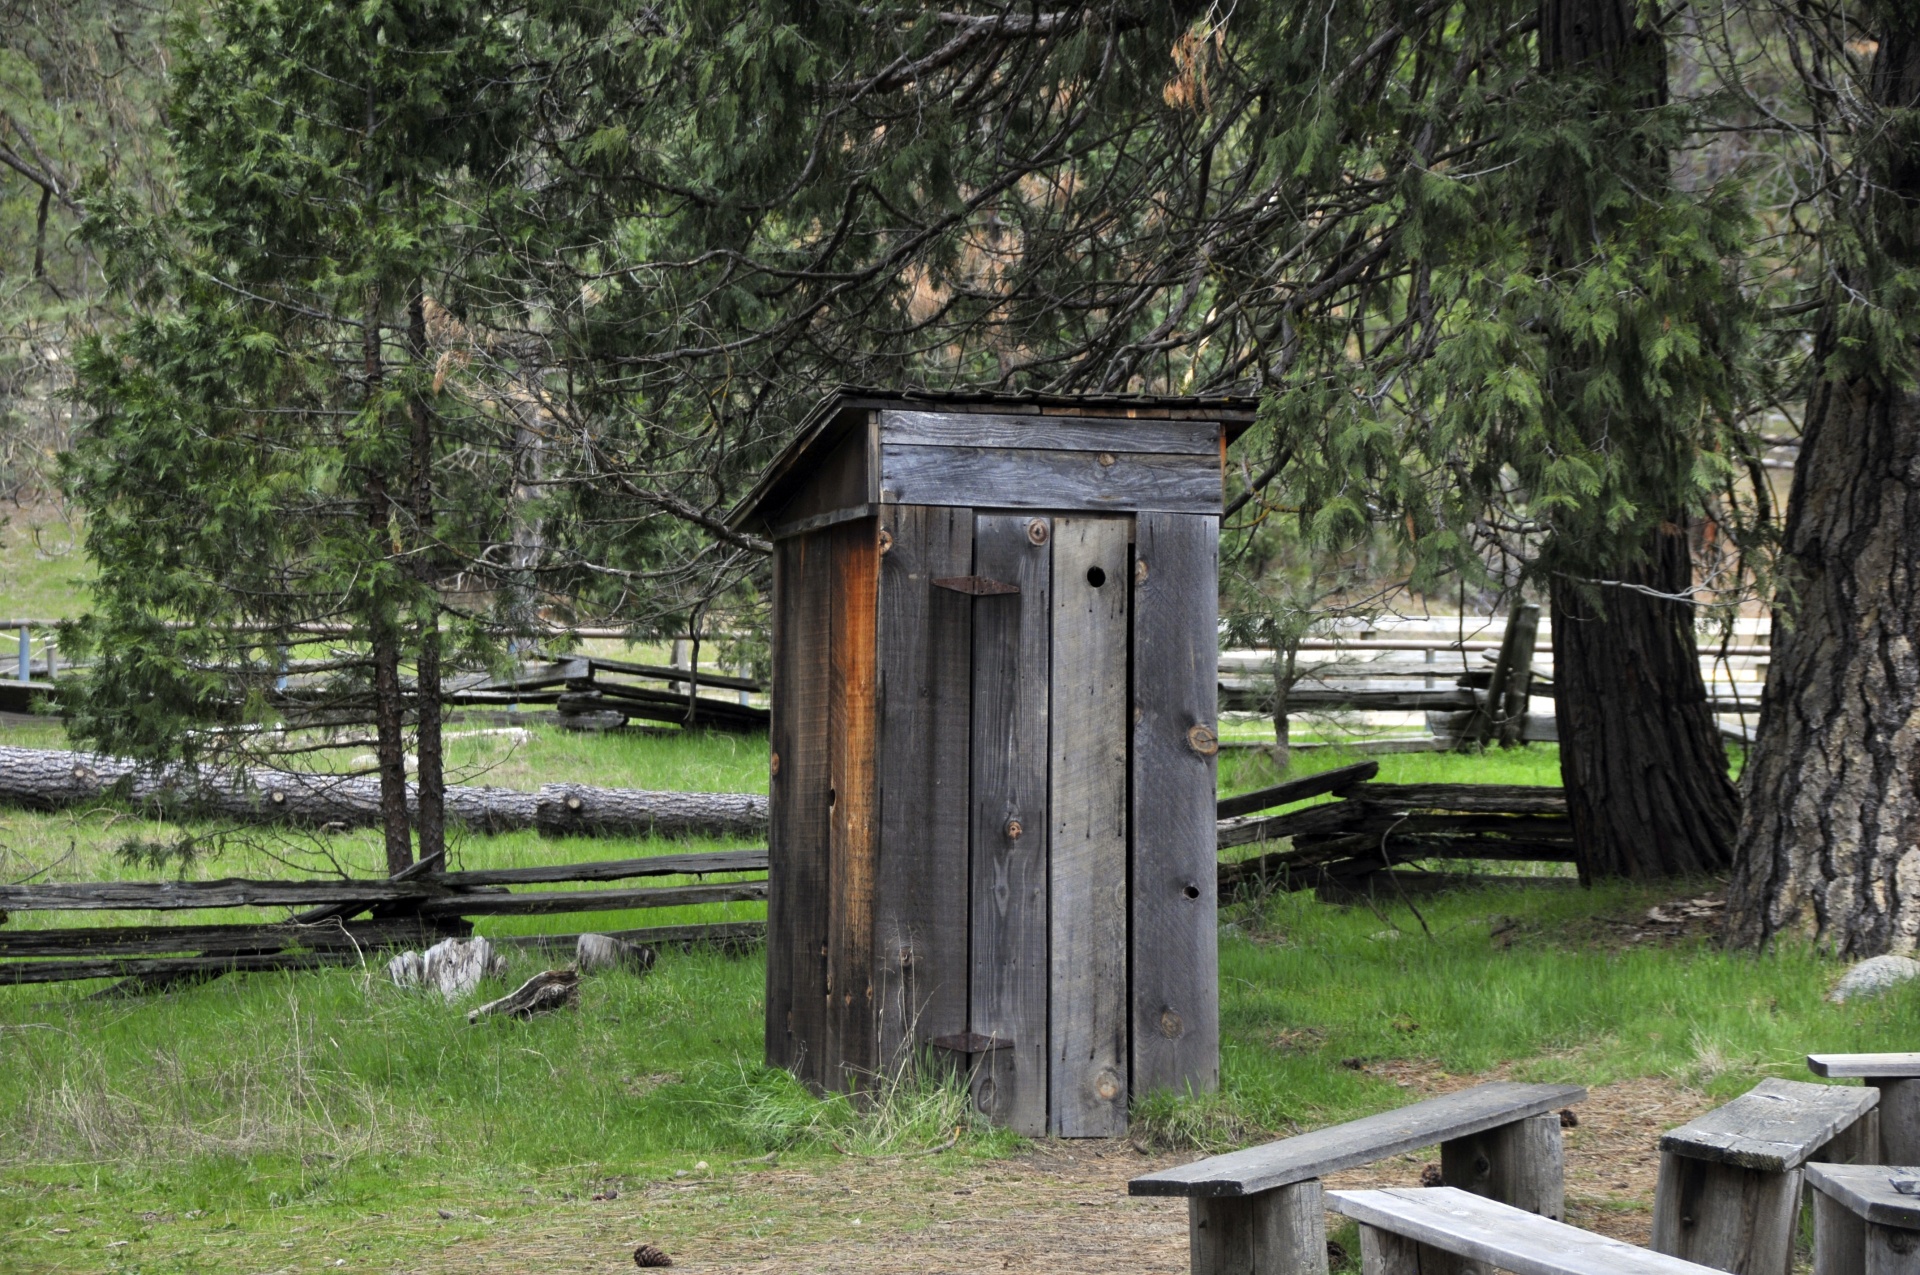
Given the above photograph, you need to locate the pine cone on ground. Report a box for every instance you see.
[633,1243,674,1268]
[1419,1164,1444,1187]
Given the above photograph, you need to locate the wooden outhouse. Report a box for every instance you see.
[730,389,1256,1137]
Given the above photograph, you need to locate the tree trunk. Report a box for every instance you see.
[364,289,411,875]
[408,287,445,866]
[1727,20,1920,956]
[1535,0,1736,879]
[1551,525,1739,880]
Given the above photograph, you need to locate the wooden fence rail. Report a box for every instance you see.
[0,762,1569,984]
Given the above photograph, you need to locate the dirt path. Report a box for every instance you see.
[441,1072,1715,1274]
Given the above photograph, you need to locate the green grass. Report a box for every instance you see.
[0,721,1869,1273]
[0,501,92,622]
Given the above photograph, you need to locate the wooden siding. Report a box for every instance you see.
[874,504,974,1077]
[766,532,834,1087]
[826,517,881,1087]
[879,444,1222,514]
[1130,512,1221,1098]
[879,411,1220,456]
[1048,515,1132,1136]
[969,513,1054,1135]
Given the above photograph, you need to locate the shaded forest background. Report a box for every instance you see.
[4,0,1918,954]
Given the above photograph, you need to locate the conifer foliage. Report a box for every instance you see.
[64,0,523,870]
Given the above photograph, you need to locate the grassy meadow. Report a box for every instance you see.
[1,722,1909,1273]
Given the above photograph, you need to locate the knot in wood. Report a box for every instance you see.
[1186,724,1219,757]
[1026,518,1049,545]
[1097,452,1116,467]
[269,789,286,804]
[565,794,584,812]
[1159,1009,1184,1039]
[1134,558,1148,585]
[1005,819,1023,840]
[876,527,893,554]
[769,752,780,777]
[1095,1069,1122,1101]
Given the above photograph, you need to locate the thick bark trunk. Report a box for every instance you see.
[1552,526,1739,880]
[1727,375,1920,954]
[1535,0,1736,879]
[0,743,770,838]
[1726,19,1920,956]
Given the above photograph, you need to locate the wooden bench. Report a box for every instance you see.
[1652,1078,1880,1275]
[1327,1186,1729,1275]
[1804,1163,1920,1275]
[1131,1080,1585,1275]
[1810,1053,1920,1164]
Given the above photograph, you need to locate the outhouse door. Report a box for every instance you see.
[966,512,1133,1138]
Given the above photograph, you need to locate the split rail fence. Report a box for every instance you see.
[0,759,1571,985]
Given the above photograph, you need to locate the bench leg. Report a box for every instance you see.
[1440,1112,1564,1221]
[1813,1188,1867,1275]
[1191,1179,1327,1275]
[1358,1223,1484,1275]
[1651,1151,1801,1275]
[1867,1222,1920,1275]
[1873,1078,1920,1165]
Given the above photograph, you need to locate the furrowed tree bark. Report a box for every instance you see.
[1728,18,1920,955]
[1552,526,1739,880]
[1536,0,1738,879]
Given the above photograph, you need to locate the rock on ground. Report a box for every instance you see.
[1829,954,1920,1003]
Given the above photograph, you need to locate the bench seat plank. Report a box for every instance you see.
[1131,1081,1585,1198]
[1328,1187,1726,1275]
[1805,1163,1920,1229]
[1808,1052,1920,1079]
[1658,1078,1878,1172]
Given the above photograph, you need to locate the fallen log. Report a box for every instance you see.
[0,744,767,839]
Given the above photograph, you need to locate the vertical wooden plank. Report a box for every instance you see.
[1812,1189,1867,1275]
[1130,512,1221,1100]
[1190,1180,1328,1275]
[970,514,1053,1135]
[1874,1078,1920,1163]
[874,504,973,1079]
[826,517,880,1090]
[766,533,833,1088]
[1440,1113,1565,1220]
[1049,514,1131,1137]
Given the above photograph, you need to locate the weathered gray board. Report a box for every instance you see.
[969,513,1052,1134]
[1048,515,1131,1137]
[1657,1078,1879,1171]
[1805,1164,1920,1230]
[880,445,1222,514]
[1133,1081,1588,1197]
[874,504,973,1076]
[765,532,834,1085]
[1652,1078,1880,1275]
[878,411,1220,455]
[1328,1187,1727,1275]
[1130,511,1220,1099]
[1809,1053,1920,1078]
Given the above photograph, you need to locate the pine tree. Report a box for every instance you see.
[65,0,522,872]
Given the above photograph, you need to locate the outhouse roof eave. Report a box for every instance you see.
[726,386,1261,533]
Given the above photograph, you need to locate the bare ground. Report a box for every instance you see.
[415,1069,1715,1274]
